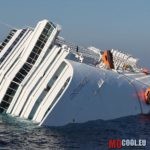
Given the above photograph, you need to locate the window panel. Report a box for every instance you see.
[6,88,16,96]
[3,95,12,103]
[23,63,32,72]
[45,23,51,30]
[9,81,19,90]
[32,46,41,54]
[15,72,25,82]
[13,76,22,83]
[0,22,55,112]
[1,101,9,108]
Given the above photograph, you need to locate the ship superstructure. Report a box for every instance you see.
[0,19,150,126]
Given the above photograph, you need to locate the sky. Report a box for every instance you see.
[0,0,150,67]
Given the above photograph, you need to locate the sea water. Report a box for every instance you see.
[0,114,150,150]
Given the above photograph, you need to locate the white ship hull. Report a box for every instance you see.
[0,19,150,126]
[40,60,150,126]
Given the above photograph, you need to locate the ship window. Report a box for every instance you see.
[3,94,14,103]
[7,35,11,39]
[18,48,62,116]
[27,57,36,65]
[47,30,53,37]
[0,81,19,111]
[25,62,33,67]
[45,61,67,90]
[0,101,9,108]
[28,62,67,120]
[19,68,28,76]
[0,22,55,112]
[29,52,39,60]
[22,63,32,72]
[0,29,27,63]
[1,42,6,47]
[6,88,16,96]
[21,67,29,74]
[4,39,9,43]
[43,49,61,76]
[13,76,22,83]
[2,100,10,104]
[43,28,48,35]
[36,40,44,48]
[42,77,71,120]
[32,46,42,54]
[39,34,45,40]
[3,95,12,102]
[15,72,25,82]
[38,38,47,44]
[9,81,19,89]
[45,23,51,30]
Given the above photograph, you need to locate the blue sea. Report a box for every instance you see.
[0,114,150,150]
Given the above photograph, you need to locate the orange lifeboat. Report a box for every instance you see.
[142,68,150,75]
[145,88,150,104]
[102,50,114,69]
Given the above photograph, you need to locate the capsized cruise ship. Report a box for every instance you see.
[0,19,150,126]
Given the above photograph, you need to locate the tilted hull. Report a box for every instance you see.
[0,19,150,126]
[41,60,150,126]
